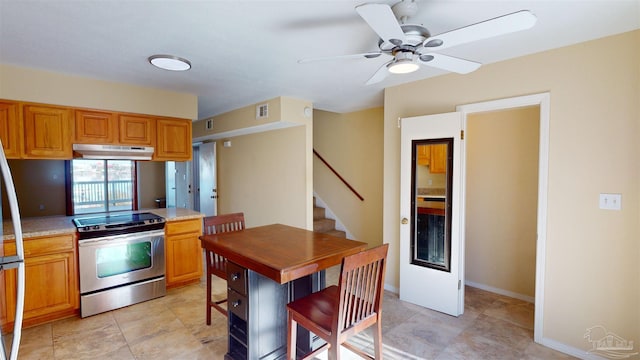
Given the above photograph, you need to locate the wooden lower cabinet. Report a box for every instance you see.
[165,218,203,287]
[2,233,79,332]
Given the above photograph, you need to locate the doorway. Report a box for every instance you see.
[457,93,550,343]
[165,142,217,215]
[464,106,539,303]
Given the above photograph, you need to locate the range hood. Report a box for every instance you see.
[72,144,154,160]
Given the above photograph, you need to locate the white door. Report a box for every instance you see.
[198,142,217,216]
[174,161,192,209]
[399,112,465,316]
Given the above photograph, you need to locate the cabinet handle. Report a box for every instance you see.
[232,300,241,308]
[401,218,409,224]
[231,273,240,281]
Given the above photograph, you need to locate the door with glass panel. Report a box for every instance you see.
[399,112,464,316]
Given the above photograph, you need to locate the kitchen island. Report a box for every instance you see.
[200,224,367,360]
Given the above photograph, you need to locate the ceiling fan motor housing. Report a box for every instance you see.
[378,24,431,51]
[392,0,419,23]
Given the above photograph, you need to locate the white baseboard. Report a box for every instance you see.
[384,283,398,294]
[465,280,535,303]
[539,336,608,360]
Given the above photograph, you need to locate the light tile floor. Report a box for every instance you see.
[14,268,575,359]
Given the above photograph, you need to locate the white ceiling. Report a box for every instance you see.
[1,1,638,120]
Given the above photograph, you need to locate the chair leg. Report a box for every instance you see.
[373,320,383,360]
[287,312,297,360]
[206,267,212,326]
[328,340,340,360]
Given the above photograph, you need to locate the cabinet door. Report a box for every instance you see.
[430,144,447,173]
[118,115,155,146]
[417,145,430,166]
[74,109,117,144]
[166,232,203,286]
[155,119,192,161]
[2,234,78,330]
[23,252,79,319]
[22,104,72,159]
[0,101,21,159]
[165,219,203,287]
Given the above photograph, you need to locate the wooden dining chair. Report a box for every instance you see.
[286,243,389,360]
[202,212,245,325]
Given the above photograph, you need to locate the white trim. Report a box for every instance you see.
[465,280,535,303]
[384,283,399,294]
[193,121,301,143]
[456,92,550,345]
[539,337,608,360]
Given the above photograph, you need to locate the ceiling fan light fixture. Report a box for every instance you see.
[388,58,419,74]
[148,55,191,71]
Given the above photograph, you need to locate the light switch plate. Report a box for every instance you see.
[599,193,622,210]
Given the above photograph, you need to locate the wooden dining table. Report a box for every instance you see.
[200,223,367,360]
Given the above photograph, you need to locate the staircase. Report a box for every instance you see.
[313,197,344,286]
[313,198,346,238]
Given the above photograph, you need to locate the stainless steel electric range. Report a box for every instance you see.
[73,212,166,317]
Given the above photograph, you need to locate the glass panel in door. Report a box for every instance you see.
[411,140,453,272]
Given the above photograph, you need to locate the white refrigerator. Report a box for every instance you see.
[0,139,25,360]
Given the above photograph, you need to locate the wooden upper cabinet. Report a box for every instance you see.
[118,114,155,146]
[22,104,72,159]
[0,101,22,159]
[430,144,447,173]
[74,109,117,144]
[417,145,430,166]
[154,118,192,161]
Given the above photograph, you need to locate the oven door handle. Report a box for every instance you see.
[78,230,164,247]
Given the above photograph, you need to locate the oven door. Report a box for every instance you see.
[78,230,165,294]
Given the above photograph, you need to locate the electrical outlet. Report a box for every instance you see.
[599,193,622,210]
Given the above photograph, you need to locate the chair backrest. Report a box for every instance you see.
[335,243,389,333]
[203,212,245,235]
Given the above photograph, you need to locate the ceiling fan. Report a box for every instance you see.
[299,0,537,85]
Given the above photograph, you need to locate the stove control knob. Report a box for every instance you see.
[84,226,91,231]
[93,225,100,230]
[149,219,155,223]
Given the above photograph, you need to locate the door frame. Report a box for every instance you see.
[456,92,550,343]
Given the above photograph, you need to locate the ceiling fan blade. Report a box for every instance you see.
[423,10,537,50]
[420,53,481,74]
[365,60,393,85]
[356,3,406,46]
[298,52,383,64]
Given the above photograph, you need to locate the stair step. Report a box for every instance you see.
[324,229,346,238]
[313,218,335,233]
[313,206,325,220]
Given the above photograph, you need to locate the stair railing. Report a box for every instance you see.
[313,149,364,201]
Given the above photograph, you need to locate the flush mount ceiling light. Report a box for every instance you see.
[148,55,191,71]
[387,51,419,74]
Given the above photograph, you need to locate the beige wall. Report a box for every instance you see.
[0,64,197,119]
[465,107,539,298]
[313,108,384,248]
[384,30,639,352]
[203,97,314,230]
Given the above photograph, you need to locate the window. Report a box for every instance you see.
[69,159,137,215]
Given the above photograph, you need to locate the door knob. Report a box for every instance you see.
[401,218,409,224]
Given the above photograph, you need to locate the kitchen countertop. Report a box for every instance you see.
[0,208,204,240]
